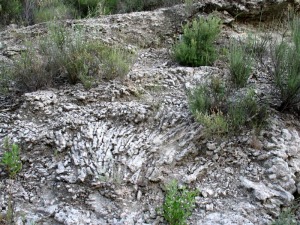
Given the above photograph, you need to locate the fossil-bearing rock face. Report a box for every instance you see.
[1,1,300,224]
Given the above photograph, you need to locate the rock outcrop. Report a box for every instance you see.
[1,1,300,224]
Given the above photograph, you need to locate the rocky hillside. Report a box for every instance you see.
[1,0,300,224]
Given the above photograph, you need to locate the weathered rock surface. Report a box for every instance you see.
[1,1,300,224]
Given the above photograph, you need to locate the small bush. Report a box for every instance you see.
[0,0,23,25]
[1,0,183,25]
[100,0,182,14]
[101,48,131,80]
[229,41,252,88]
[42,26,132,87]
[1,25,133,93]
[98,0,118,14]
[188,80,268,137]
[272,17,300,111]
[245,33,270,60]
[173,16,221,66]
[188,79,228,138]
[9,46,52,92]
[1,138,22,179]
[188,77,227,115]
[161,180,198,225]
[228,90,267,132]
[65,0,101,17]
[188,86,212,115]
[210,76,226,104]
[0,63,12,94]
[34,0,75,23]
[196,111,228,137]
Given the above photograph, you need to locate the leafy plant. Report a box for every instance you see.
[173,16,221,66]
[229,41,253,88]
[1,138,22,178]
[161,180,198,225]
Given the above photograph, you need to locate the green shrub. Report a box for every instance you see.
[98,0,118,14]
[161,180,198,225]
[1,138,22,179]
[271,208,298,225]
[101,48,131,80]
[188,79,228,137]
[188,77,226,115]
[196,111,228,137]
[173,16,221,66]
[245,33,269,60]
[34,0,75,23]
[188,85,212,115]
[229,41,252,88]
[0,0,23,25]
[0,62,12,94]
[42,26,132,87]
[0,0,183,25]
[65,0,101,17]
[228,90,262,131]
[2,25,133,92]
[188,80,268,137]
[229,90,268,133]
[100,0,181,14]
[272,17,300,111]
[8,46,52,92]
[210,76,227,104]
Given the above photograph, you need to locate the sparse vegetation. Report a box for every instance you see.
[0,194,14,225]
[245,33,270,61]
[99,0,182,14]
[0,25,133,92]
[228,89,268,132]
[34,0,75,23]
[271,16,300,112]
[1,138,22,179]
[229,41,253,88]
[196,111,229,137]
[0,0,184,25]
[271,208,298,225]
[188,78,268,137]
[173,16,221,66]
[160,180,198,225]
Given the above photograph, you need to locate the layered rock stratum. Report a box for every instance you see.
[1,0,300,224]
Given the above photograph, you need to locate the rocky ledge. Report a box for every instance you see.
[1,1,300,224]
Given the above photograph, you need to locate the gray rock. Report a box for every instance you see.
[199,212,255,225]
